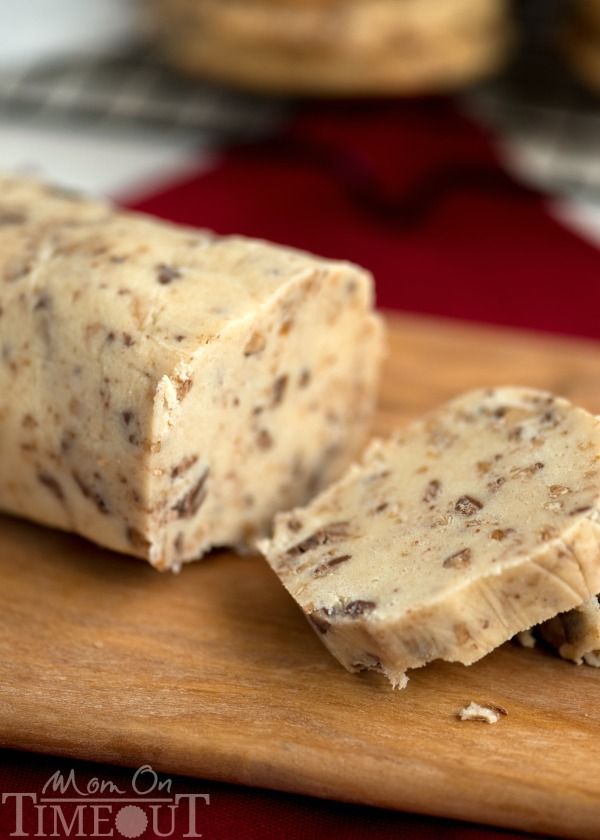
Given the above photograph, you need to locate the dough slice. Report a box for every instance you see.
[260,387,600,687]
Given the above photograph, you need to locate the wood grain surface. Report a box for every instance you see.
[2,313,600,839]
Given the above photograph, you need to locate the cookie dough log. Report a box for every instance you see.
[0,175,383,570]
[152,0,514,95]
[260,388,600,688]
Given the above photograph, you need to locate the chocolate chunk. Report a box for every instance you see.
[157,264,182,285]
[175,378,193,401]
[327,554,352,567]
[172,470,209,518]
[72,470,109,515]
[272,375,288,407]
[257,429,273,450]
[455,496,483,516]
[126,526,151,551]
[298,369,311,388]
[244,331,266,356]
[541,410,558,426]
[490,529,513,541]
[310,599,375,628]
[443,548,472,569]
[285,521,350,558]
[423,479,441,503]
[308,610,331,634]
[548,485,570,499]
[33,293,51,311]
[0,210,27,226]
[60,429,77,454]
[343,600,376,617]
[37,471,65,502]
[171,454,199,479]
[511,462,545,478]
[121,410,141,446]
[313,554,352,577]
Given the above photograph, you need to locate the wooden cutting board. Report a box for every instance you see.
[2,312,600,839]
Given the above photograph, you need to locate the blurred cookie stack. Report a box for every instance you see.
[564,0,600,92]
[152,0,515,95]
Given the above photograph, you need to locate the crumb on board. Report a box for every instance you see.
[516,629,537,649]
[457,702,508,724]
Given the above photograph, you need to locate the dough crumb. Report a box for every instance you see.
[457,702,508,724]
[516,629,537,649]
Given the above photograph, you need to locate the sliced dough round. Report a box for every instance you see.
[261,387,600,687]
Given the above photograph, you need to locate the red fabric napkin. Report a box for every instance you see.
[0,749,545,840]
[128,98,600,340]
[2,98,597,840]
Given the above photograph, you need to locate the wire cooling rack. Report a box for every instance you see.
[0,48,285,141]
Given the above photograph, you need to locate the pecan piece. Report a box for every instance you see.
[443,548,472,569]
[37,471,65,502]
[455,495,483,516]
[172,470,209,518]
[423,479,441,502]
[285,521,350,558]
[157,264,182,285]
[313,555,352,578]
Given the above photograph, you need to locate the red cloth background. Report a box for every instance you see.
[128,99,600,340]
[1,99,597,840]
[0,749,541,840]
